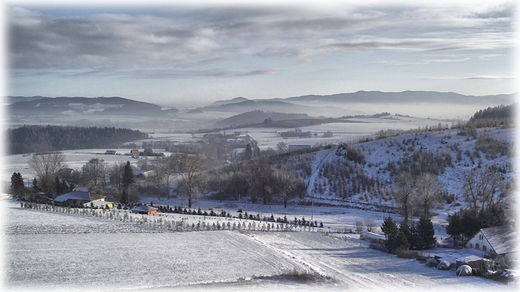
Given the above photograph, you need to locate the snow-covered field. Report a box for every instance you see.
[2,197,516,292]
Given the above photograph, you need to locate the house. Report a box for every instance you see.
[53,190,91,207]
[133,170,151,179]
[465,225,518,263]
[84,199,114,209]
[130,149,140,158]
[289,145,311,151]
[87,200,113,209]
[105,150,119,155]
[57,168,76,183]
[131,205,157,216]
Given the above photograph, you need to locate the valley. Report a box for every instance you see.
[3,94,517,291]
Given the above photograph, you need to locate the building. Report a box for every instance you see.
[130,149,140,158]
[57,168,76,183]
[465,225,518,263]
[84,200,114,209]
[131,205,157,216]
[53,190,92,207]
[289,145,311,151]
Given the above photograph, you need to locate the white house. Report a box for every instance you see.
[465,225,518,264]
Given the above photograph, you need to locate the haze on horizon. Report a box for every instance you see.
[6,0,518,106]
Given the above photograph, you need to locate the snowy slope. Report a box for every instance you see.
[302,127,514,206]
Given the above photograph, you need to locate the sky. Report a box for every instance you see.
[4,0,519,106]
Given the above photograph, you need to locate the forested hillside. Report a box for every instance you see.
[201,105,515,233]
[213,110,309,128]
[8,125,149,154]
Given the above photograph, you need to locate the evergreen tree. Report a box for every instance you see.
[122,161,134,191]
[10,172,25,198]
[381,216,399,252]
[54,177,61,196]
[394,229,410,252]
[120,190,129,205]
[381,216,398,240]
[381,216,414,253]
[446,212,464,247]
[244,143,252,160]
[32,178,39,193]
[460,209,481,239]
[413,217,436,250]
[478,204,507,228]
[399,221,415,249]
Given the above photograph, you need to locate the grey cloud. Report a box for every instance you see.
[116,68,278,78]
[256,38,472,58]
[467,3,515,20]
[417,75,516,80]
[8,3,515,73]
[13,66,278,79]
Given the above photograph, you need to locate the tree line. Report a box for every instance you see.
[12,149,306,211]
[8,125,149,154]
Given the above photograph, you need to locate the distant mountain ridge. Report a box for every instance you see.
[209,97,249,107]
[8,96,179,117]
[284,90,514,104]
[7,91,514,126]
[204,98,317,113]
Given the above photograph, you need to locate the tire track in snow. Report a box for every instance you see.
[306,148,336,197]
[248,232,429,291]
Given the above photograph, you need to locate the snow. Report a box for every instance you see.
[2,197,516,292]
[3,116,516,291]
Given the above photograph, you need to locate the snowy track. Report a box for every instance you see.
[250,232,516,292]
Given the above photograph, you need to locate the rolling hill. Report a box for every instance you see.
[284,90,515,105]
[8,96,179,117]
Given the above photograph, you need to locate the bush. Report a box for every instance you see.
[395,249,418,259]
[355,220,364,233]
[368,243,387,252]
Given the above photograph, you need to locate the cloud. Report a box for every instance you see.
[7,2,516,76]
[373,57,471,67]
[417,75,516,80]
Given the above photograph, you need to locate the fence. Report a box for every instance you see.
[20,202,327,233]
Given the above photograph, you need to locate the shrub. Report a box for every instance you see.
[395,249,418,259]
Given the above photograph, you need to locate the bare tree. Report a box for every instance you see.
[177,154,207,208]
[81,158,106,191]
[154,155,180,199]
[415,173,442,218]
[29,152,66,194]
[462,167,506,211]
[108,162,125,197]
[355,220,364,233]
[393,171,416,224]
[365,218,376,232]
[145,169,165,199]
[244,158,274,205]
[273,167,304,208]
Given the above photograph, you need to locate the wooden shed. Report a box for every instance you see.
[131,205,157,216]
